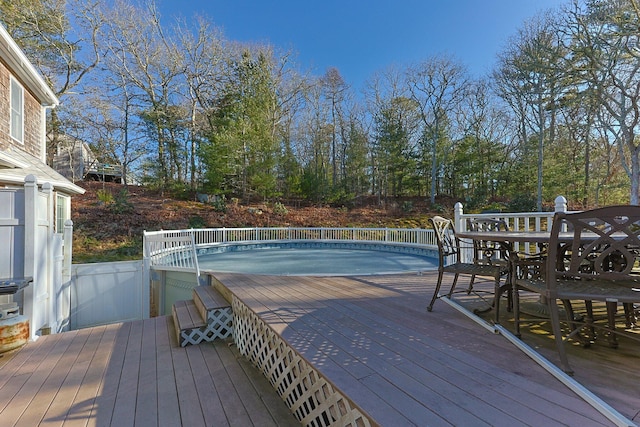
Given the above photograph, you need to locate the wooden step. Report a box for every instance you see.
[172,286,233,347]
[172,299,205,346]
[193,285,230,322]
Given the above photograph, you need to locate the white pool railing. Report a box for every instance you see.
[143,195,569,271]
[144,226,438,271]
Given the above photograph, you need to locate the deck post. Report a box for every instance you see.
[23,175,37,340]
[454,202,465,233]
[42,182,54,335]
[554,195,567,213]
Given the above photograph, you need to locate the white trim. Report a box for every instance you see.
[0,24,58,107]
[0,150,29,168]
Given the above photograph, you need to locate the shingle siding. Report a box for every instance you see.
[0,57,43,159]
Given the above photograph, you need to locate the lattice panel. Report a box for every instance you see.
[180,306,232,347]
[232,298,371,427]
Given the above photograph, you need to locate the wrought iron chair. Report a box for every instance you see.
[513,206,640,375]
[427,216,507,323]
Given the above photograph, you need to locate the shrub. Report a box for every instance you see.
[212,195,227,213]
[401,200,414,213]
[188,215,206,229]
[273,202,288,216]
[111,188,134,214]
[96,189,114,205]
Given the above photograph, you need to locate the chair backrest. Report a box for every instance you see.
[467,218,509,265]
[547,206,640,288]
[429,216,460,266]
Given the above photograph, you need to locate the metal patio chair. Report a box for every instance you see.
[427,216,507,323]
[513,206,640,375]
[466,218,512,317]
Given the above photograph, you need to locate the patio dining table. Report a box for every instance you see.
[455,229,636,320]
[455,230,579,320]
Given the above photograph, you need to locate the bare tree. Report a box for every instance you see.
[493,12,566,210]
[407,55,469,204]
[175,17,227,190]
[99,0,185,188]
[320,68,350,188]
[567,0,640,204]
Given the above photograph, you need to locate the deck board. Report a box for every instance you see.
[35,326,108,427]
[223,274,571,425]
[155,317,182,427]
[214,271,637,426]
[307,276,606,424]
[134,317,159,427]
[0,316,297,426]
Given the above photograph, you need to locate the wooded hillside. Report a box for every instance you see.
[71,182,438,263]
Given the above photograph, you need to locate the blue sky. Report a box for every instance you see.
[158,0,564,90]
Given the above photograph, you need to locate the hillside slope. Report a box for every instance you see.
[71,182,436,262]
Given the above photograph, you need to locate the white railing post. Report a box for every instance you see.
[555,196,567,213]
[454,202,464,232]
[555,195,568,232]
[454,202,474,263]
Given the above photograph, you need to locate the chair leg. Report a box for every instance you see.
[605,301,619,348]
[562,300,590,347]
[505,272,513,312]
[493,271,513,324]
[446,274,460,298]
[493,275,502,324]
[549,298,573,375]
[584,300,595,343]
[513,284,521,338]
[623,303,637,328]
[466,275,476,294]
[427,270,445,312]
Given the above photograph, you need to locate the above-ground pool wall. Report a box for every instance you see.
[152,269,200,316]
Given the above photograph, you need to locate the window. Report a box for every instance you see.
[56,193,70,233]
[10,77,24,143]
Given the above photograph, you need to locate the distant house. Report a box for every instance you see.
[53,137,124,183]
[0,23,84,339]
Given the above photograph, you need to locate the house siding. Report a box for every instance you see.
[0,57,44,159]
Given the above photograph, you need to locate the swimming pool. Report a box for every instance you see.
[196,241,438,276]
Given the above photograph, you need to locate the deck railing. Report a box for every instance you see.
[144,226,438,266]
[143,195,569,270]
[455,195,568,259]
[143,233,200,277]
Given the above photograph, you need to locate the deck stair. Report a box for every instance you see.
[172,285,233,347]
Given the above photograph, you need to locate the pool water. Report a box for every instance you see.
[198,246,437,276]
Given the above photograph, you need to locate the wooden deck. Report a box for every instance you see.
[0,316,298,426]
[0,270,639,426]
[215,271,639,426]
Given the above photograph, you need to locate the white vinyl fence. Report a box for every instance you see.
[69,260,147,330]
